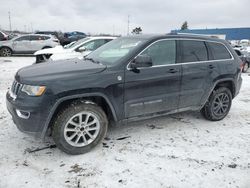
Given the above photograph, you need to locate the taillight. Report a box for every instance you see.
[240,60,244,72]
[53,39,59,43]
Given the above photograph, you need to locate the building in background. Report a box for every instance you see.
[171,27,250,41]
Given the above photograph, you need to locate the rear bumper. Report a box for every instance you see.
[235,75,242,97]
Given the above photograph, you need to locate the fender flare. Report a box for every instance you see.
[41,92,117,139]
[200,78,235,108]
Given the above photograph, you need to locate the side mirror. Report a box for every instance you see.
[130,55,153,69]
[78,46,87,52]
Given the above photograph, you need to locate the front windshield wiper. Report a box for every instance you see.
[84,57,101,65]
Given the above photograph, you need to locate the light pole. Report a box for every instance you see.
[8,11,12,33]
[127,15,130,36]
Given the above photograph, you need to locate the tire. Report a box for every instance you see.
[201,87,232,121]
[0,47,12,57]
[52,102,108,155]
[242,62,249,73]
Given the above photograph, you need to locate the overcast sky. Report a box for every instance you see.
[0,0,249,35]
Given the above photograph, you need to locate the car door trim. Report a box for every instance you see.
[126,38,234,70]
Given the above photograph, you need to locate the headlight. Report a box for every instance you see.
[21,85,46,96]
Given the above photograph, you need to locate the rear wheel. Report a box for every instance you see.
[0,47,12,57]
[52,102,108,155]
[242,62,249,73]
[201,87,232,121]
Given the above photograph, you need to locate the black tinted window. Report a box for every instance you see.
[0,32,4,38]
[30,35,42,41]
[141,40,176,66]
[15,36,30,41]
[209,42,232,60]
[181,40,208,63]
[234,49,241,56]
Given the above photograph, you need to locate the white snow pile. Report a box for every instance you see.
[0,57,249,188]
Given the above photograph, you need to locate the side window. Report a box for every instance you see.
[44,36,50,40]
[0,33,4,39]
[234,49,241,56]
[15,36,30,41]
[180,40,208,63]
[80,41,95,51]
[93,39,107,50]
[30,35,43,41]
[141,40,176,66]
[208,42,232,60]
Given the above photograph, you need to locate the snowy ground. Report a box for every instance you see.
[0,57,250,188]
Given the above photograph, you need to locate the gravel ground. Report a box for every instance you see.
[0,57,250,188]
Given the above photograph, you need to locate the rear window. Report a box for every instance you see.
[180,40,208,63]
[208,42,232,60]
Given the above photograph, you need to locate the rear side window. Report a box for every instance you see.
[180,40,208,63]
[30,35,42,41]
[42,36,50,40]
[208,42,232,60]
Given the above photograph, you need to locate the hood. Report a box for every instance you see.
[50,51,91,61]
[34,45,71,55]
[16,58,106,84]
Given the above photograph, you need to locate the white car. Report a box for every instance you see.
[34,36,116,63]
[0,34,59,56]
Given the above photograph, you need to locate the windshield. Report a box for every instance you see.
[64,37,90,49]
[86,37,146,65]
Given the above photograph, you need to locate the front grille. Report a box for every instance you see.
[11,80,22,95]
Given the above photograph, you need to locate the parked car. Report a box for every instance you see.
[0,31,9,41]
[34,36,116,63]
[0,34,59,56]
[63,31,87,45]
[6,34,242,154]
[35,31,66,45]
[234,49,250,72]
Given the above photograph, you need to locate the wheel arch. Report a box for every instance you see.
[41,93,117,139]
[42,46,52,49]
[201,78,236,109]
[213,79,235,98]
[0,46,13,52]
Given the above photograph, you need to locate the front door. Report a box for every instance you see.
[12,36,31,52]
[124,39,181,118]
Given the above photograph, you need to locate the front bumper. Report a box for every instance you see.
[6,91,51,138]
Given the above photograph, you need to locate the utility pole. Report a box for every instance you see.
[31,22,33,33]
[8,11,12,33]
[127,15,130,36]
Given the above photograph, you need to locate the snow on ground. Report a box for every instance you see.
[0,57,250,188]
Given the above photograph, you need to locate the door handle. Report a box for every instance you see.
[208,64,215,69]
[167,68,178,73]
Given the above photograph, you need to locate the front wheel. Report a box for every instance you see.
[0,47,12,57]
[201,87,232,121]
[52,102,108,155]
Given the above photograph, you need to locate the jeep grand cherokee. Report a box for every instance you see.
[6,34,242,154]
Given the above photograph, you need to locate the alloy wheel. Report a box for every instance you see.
[212,93,230,117]
[64,111,100,147]
[2,48,11,56]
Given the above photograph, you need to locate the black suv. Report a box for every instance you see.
[6,34,242,154]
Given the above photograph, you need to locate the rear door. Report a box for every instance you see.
[29,35,46,51]
[124,39,181,118]
[178,39,213,109]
